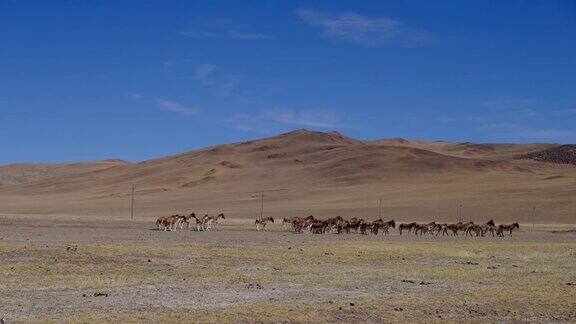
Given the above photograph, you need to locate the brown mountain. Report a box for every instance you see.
[0,130,574,223]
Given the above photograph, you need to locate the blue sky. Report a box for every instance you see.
[1,0,575,164]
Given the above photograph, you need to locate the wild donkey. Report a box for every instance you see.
[255,216,274,231]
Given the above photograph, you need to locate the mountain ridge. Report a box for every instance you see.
[0,130,573,222]
[0,130,549,189]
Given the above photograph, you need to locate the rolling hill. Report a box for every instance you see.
[0,160,129,185]
[0,130,574,223]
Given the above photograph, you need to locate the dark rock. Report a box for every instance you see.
[516,145,576,165]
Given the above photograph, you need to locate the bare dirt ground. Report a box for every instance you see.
[1,215,575,323]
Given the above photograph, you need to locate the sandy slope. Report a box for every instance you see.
[0,160,129,185]
[0,130,574,222]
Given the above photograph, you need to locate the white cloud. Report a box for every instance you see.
[513,129,576,139]
[483,98,535,110]
[483,98,540,118]
[181,21,274,40]
[225,108,344,133]
[437,97,574,141]
[265,109,341,128]
[126,92,143,100]
[296,9,433,47]
[161,60,176,71]
[216,76,241,97]
[194,63,217,81]
[480,123,575,140]
[192,64,240,97]
[438,115,485,124]
[226,31,274,40]
[156,99,197,116]
[182,30,273,40]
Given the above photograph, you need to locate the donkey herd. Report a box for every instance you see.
[155,212,520,238]
[258,215,520,237]
[155,213,225,232]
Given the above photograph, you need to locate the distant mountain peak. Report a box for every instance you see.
[276,129,358,144]
[99,159,130,164]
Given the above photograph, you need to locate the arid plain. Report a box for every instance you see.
[1,130,575,322]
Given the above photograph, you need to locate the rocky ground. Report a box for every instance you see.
[516,144,576,165]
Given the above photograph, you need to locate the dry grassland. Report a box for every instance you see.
[0,216,574,322]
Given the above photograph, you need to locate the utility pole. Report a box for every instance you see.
[532,206,536,231]
[130,184,135,220]
[378,198,382,219]
[260,191,264,218]
[458,202,463,223]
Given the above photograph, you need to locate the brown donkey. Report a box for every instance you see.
[398,222,416,235]
[497,222,519,237]
[255,216,274,231]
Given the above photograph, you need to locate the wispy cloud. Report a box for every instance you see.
[437,115,484,124]
[194,63,217,80]
[192,63,240,97]
[126,93,199,117]
[182,30,274,40]
[514,129,576,139]
[156,99,198,116]
[481,123,576,140]
[181,21,274,40]
[483,98,539,118]
[296,9,433,47]
[225,108,344,134]
[483,98,535,110]
[265,109,341,128]
[555,108,576,116]
[125,92,143,100]
[226,31,274,40]
[437,97,575,141]
[161,60,176,71]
